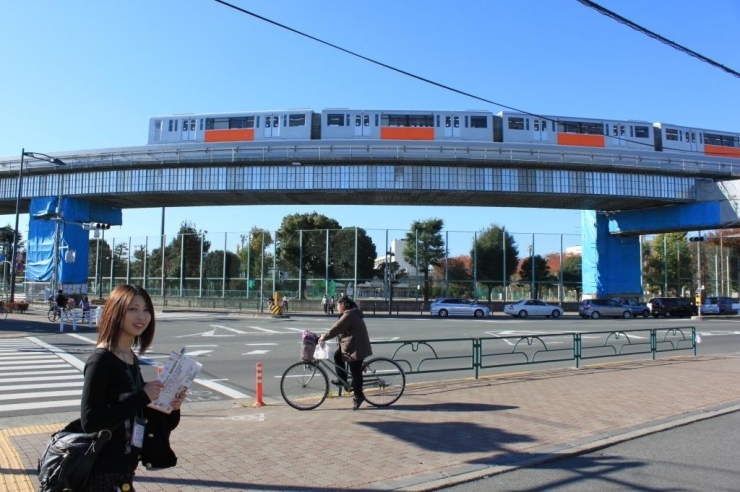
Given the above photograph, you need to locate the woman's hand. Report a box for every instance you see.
[143,380,164,402]
[170,390,187,411]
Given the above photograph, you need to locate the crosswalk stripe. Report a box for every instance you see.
[0,389,81,402]
[0,381,84,392]
[0,374,83,383]
[246,325,283,334]
[0,355,59,361]
[0,369,78,377]
[0,399,80,412]
[0,363,72,371]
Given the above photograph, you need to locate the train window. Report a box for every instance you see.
[612,125,618,136]
[265,117,271,128]
[283,115,287,127]
[542,120,547,131]
[534,119,539,131]
[363,115,369,127]
[436,115,440,127]
[665,128,679,141]
[228,117,255,129]
[174,120,178,132]
[256,116,260,128]
[470,116,487,128]
[326,114,344,126]
[190,120,195,131]
[182,120,187,132]
[704,133,739,147]
[274,116,280,127]
[453,116,459,128]
[375,114,378,126]
[508,117,525,130]
[685,131,689,142]
[630,126,634,138]
[355,115,361,127]
[168,120,173,132]
[155,120,162,132]
[288,114,305,127]
[526,119,529,131]
[634,126,649,138]
[199,119,204,131]
[691,132,695,143]
[679,130,683,141]
[620,125,625,136]
[445,116,451,128]
[464,116,468,128]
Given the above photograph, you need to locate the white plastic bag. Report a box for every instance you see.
[314,342,334,360]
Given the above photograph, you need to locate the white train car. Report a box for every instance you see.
[320,109,493,141]
[496,111,655,151]
[654,122,740,159]
[147,109,317,145]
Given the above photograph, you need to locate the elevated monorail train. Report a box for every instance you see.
[147,109,740,159]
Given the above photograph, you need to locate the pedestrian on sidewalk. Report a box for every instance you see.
[80,284,187,491]
[322,295,328,315]
[318,296,372,410]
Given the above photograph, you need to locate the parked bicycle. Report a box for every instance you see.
[280,339,405,411]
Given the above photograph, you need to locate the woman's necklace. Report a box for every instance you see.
[116,345,134,364]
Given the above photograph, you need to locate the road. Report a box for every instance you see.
[1,312,739,420]
[442,408,740,491]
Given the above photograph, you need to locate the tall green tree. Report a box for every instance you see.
[331,227,377,282]
[471,225,519,300]
[560,254,582,298]
[403,218,445,301]
[518,255,553,299]
[642,233,692,296]
[276,213,340,298]
[238,228,274,282]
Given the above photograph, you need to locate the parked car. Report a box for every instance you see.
[699,296,737,315]
[647,297,697,318]
[699,297,721,315]
[578,299,633,319]
[503,300,564,318]
[430,298,490,318]
[613,298,651,318]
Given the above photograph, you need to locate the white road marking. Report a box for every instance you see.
[243,350,270,355]
[0,390,81,401]
[183,350,213,357]
[246,325,283,334]
[177,330,234,338]
[245,343,277,346]
[0,381,84,391]
[211,325,248,334]
[0,399,80,412]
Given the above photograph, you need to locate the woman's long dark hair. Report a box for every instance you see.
[96,284,156,354]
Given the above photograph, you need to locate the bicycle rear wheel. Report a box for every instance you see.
[280,361,329,410]
[47,309,60,322]
[362,357,405,407]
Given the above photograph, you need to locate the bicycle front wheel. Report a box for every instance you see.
[362,357,405,407]
[280,361,329,410]
[47,309,60,322]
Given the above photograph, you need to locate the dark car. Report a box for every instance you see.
[647,297,697,318]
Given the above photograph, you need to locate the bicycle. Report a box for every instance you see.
[280,342,405,411]
[0,302,8,321]
[47,305,73,323]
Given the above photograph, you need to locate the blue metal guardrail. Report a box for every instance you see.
[371,328,696,378]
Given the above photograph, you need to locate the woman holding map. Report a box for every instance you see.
[80,284,187,491]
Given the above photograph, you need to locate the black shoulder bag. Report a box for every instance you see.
[37,419,117,492]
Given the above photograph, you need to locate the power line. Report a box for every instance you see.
[212,0,705,153]
[576,0,740,79]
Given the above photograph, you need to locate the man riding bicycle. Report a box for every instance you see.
[318,296,372,410]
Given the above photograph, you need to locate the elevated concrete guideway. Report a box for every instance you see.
[0,140,739,214]
[3,139,740,299]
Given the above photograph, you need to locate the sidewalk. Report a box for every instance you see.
[2,354,740,491]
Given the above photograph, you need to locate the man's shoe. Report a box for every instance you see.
[353,395,365,410]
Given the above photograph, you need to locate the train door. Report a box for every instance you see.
[264,114,281,138]
[181,118,197,141]
[442,114,461,138]
[686,129,699,151]
[608,122,626,146]
[532,118,548,141]
[354,113,372,137]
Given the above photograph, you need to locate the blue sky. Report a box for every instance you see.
[1,0,738,257]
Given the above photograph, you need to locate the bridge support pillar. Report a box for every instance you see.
[581,210,642,298]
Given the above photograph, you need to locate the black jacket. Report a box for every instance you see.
[141,407,181,469]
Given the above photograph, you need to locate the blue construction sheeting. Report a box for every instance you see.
[608,202,722,235]
[582,210,642,298]
[26,197,122,284]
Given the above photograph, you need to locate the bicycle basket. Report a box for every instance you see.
[301,339,317,361]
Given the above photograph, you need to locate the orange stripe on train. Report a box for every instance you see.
[557,133,605,147]
[380,127,435,140]
[204,129,255,142]
[704,145,740,159]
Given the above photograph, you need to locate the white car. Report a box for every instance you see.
[504,300,564,318]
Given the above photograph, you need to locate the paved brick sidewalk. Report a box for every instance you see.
[3,355,739,491]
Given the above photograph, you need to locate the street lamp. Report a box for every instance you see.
[10,150,66,302]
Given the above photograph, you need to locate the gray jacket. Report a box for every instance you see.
[324,308,372,361]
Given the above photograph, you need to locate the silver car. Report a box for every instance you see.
[430,298,490,318]
[579,299,633,319]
